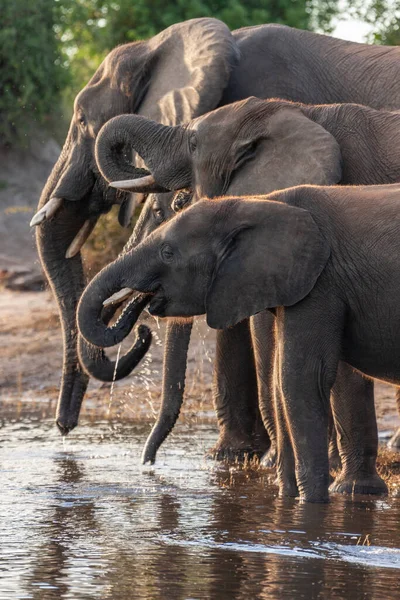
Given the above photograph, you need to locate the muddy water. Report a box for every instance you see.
[1,416,399,600]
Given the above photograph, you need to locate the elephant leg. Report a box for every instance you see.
[273,342,298,496]
[210,319,269,461]
[275,301,345,503]
[328,410,341,472]
[388,388,400,448]
[329,363,387,496]
[250,311,277,468]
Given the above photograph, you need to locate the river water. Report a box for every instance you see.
[1,414,399,599]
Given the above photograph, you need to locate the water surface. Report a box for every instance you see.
[1,415,399,599]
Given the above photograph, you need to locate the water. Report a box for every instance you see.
[1,415,399,600]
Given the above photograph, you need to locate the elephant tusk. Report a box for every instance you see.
[103,287,135,307]
[65,219,97,259]
[109,175,157,192]
[30,197,63,227]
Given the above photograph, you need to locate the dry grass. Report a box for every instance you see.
[377,447,400,495]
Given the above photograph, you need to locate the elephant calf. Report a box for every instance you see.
[77,184,400,502]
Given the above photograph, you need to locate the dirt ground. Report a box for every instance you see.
[0,288,218,423]
[1,287,399,431]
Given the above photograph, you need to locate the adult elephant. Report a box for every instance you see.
[33,20,400,452]
[87,97,400,493]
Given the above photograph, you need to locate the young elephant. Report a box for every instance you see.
[94,96,400,464]
[78,184,400,502]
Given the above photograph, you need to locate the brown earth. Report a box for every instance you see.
[1,287,399,433]
[0,288,216,423]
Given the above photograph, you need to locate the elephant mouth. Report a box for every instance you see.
[103,287,166,317]
[148,294,168,317]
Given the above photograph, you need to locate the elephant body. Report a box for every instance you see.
[77,184,400,502]
[34,18,400,451]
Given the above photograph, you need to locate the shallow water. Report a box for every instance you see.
[1,416,399,600]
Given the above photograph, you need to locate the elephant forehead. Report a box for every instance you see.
[162,202,216,241]
[192,97,279,137]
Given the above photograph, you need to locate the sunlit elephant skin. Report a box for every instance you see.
[77,185,400,502]
[35,19,400,445]
[95,97,400,469]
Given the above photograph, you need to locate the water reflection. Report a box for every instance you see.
[0,417,399,600]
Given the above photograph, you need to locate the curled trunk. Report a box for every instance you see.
[95,114,190,191]
[77,249,151,349]
[78,325,152,382]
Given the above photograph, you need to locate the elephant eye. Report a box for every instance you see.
[160,244,174,263]
[153,204,164,222]
[77,113,87,129]
[189,132,197,153]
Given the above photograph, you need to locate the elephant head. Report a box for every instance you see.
[95,96,342,202]
[33,18,239,434]
[77,194,330,343]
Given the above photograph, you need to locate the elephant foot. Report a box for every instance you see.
[207,432,269,463]
[208,443,265,463]
[329,472,388,496]
[388,427,400,449]
[328,444,341,472]
[277,473,299,498]
[299,491,330,504]
[260,444,277,468]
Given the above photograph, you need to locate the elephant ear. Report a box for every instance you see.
[135,18,239,125]
[206,198,330,330]
[227,104,343,197]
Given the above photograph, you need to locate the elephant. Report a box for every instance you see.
[32,19,400,453]
[92,96,400,468]
[77,184,400,502]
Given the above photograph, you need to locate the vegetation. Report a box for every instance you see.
[1,0,400,147]
[0,1,68,145]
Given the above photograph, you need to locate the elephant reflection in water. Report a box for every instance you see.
[183,470,385,600]
[24,457,98,599]
[23,454,393,599]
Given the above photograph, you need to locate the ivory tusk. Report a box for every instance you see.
[65,219,96,259]
[30,197,63,227]
[103,287,135,307]
[109,175,156,192]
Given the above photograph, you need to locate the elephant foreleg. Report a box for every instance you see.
[329,363,387,495]
[210,319,269,461]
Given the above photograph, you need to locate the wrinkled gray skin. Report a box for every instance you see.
[78,185,400,502]
[35,20,400,451]
[93,97,400,472]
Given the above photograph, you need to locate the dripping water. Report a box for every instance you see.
[108,343,122,415]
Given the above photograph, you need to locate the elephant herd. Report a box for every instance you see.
[32,18,400,503]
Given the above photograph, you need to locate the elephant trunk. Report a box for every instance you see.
[78,326,151,381]
[95,114,191,191]
[77,249,152,349]
[141,320,193,464]
[37,181,90,434]
[78,307,152,382]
